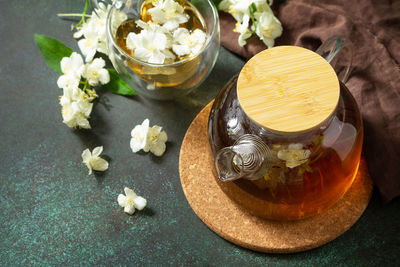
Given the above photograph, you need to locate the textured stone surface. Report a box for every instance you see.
[0,0,399,265]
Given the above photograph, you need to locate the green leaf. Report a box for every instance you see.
[34,34,74,74]
[104,69,138,96]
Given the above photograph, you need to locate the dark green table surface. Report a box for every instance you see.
[1,1,400,266]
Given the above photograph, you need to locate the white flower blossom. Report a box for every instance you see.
[254,7,282,48]
[117,187,147,215]
[219,0,255,47]
[126,28,175,64]
[234,14,252,47]
[57,74,80,91]
[220,0,257,23]
[60,52,85,77]
[172,28,206,57]
[81,146,109,175]
[135,19,174,47]
[57,52,84,90]
[277,143,311,168]
[78,28,99,62]
[74,3,127,57]
[219,0,282,47]
[147,0,189,31]
[60,87,93,129]
[146,125,168,156]
[61,102,91,129]
[130,119,168,156]
[130,119,150,153]
[91,3,108,42]
[82,58,110,86]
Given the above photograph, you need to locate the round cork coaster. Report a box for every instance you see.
[179,102,373,253]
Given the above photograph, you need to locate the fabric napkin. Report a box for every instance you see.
[218,0,400,202]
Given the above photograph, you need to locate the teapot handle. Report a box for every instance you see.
[315,36,354,83]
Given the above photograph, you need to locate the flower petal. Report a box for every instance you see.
[98,69,110,84]
[126,32,138,50]
[142,118,150,128]
[133,196,147,210]
[92,146,103,157]
[124,203,135,215]
[161,49,176,60]
[85,49,97,63]
[134,47,152,62]
[81,102,93,118]
[163,20,179,31]
[124,187,137,199]
[158,131,168,143]
[173,28,189,43]
[87,165,93,175]
[153,33,167,50]
[150,142,166,157]
[77,117,91,129]
[73,29,84,39]
[92,58,105,68]
[148,8,166,24]
[288,143,303,150]
[130,120,149,153]
[57,74,79,90]
[90,157,109,172]
[117,194,127,207]
[172,44,190,57]
[148,50,165,64]
[81,149,92,163]
[176,13,189,24]
[130,136,145,153]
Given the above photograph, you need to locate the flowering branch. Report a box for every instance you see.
[57,0,91,29]
[218,0,283,48]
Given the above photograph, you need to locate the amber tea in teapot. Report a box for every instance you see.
[208,40,362,220]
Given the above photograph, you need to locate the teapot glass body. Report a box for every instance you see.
[208,38,363,220]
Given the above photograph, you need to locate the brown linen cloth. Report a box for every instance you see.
[219,0,400,202]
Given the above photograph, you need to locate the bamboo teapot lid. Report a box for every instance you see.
[237,46,340,133]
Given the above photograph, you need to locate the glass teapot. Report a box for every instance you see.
[208,37,362,220]
[91,0,220,100]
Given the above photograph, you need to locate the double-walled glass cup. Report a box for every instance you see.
[101,0,220,100]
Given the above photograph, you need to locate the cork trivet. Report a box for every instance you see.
[179,102,373,253]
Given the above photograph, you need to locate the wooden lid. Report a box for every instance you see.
[237,46,340,133]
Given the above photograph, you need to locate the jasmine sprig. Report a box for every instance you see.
[57,0,90,29]
[34,34,136,96]
[218,0,283,48]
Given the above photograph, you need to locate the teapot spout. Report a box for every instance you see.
[215,147,246,181]
[214,134,272,182]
